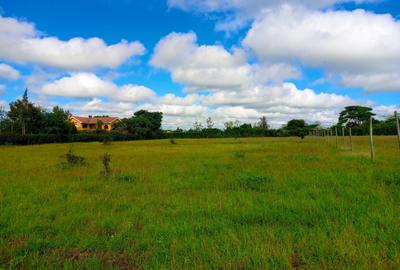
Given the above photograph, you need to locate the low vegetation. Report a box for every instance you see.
[1,136,399,269]
[1,91,398,146]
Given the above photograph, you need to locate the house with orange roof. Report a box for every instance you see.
[69,115,121,131]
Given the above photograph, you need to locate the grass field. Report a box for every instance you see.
[0,136,399,269]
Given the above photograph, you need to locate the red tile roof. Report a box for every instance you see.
[71,116,120,124]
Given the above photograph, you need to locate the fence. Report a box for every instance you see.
[311,111,400,161]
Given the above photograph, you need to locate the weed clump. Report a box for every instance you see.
[238,174,272,191]
[102,153,111,176]
[61,146,85,166]
[170,138,177,145]
[374,169,400,186]
[116,173,137,183]
[233,150,246,159]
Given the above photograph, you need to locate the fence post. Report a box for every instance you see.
[326,129,331,143]
[396,111,400,149]
[349,127,353,152]
[342,126,345,149]
[369,117,375,161]
[335,126,338,148]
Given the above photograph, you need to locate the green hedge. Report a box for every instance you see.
[0,132,140,145]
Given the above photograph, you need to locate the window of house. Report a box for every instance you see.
[82,124,88,128]
[104,125,109,129]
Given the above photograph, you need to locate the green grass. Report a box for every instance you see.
[0,136,399,269]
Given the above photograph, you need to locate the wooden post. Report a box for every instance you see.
[335,126,338,148]
[369,117,375,161]
[396,111,400,149]
[342,126,345,149]
[349,127,353,152]
[328,129,331,144]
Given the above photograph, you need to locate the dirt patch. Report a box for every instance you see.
[101,252,141,270]
[290,252,307,270]
[65,248,94,262]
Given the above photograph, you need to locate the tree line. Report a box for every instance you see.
[0,91,397,145]
[0,90,164,144]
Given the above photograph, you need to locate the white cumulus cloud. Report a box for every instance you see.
[0,63,20,80]
[0,16,145,70]
[151,32,298,91]
[243,6,400,92]
[167,0,378,31]
[37,73,156,102]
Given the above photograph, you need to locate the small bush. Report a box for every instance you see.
[238,174,272,191]
[102,153,111,175]
[61,146,85,166]
[116,173,137,183]
[170,138,177,145]
[374,169,400,186]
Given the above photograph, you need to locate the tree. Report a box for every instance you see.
[8,89,43,135]
[206,117,214,129]
[339,106,375,127]
[42,106,75,134]
[193,121,203,131]
[0,106,6,134]
[257,116,269,129]
[96,120,104,131]
[122,110,163,139]
[285,119,309,139]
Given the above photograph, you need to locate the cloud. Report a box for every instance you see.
[37,73,156,102]
[138,81,357,128]
[167,0,377,31]
[341,72,400,92]
[243,6,400,92]
[0,16,145,70]
[168,0,374,12]
[204,83,353,110]
[0,63,20,80]
[151,32,250,90]
[148,31,394,128]
[63,98,137,117]
[151,32,298,91]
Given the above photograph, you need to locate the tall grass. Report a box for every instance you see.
[0,136,399,269]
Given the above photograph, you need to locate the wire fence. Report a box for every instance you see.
[310,111,400,161]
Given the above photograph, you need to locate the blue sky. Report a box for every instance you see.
[0,0,399,128]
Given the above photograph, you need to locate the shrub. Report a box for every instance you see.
[238,174,272,191]
[61,146,85,166]
[102,153,111,175]
[170,138,177,145]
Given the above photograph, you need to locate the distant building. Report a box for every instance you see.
[69,116,121,131]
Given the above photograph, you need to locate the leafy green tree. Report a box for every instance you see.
[285,119,309,139]
[122,110,163,139]
[8,89,44,135]
[43,106,75,134]
[96,120,104,131]
[338,106,375,127]
[0,106,8,134]
[257,116,269,129]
